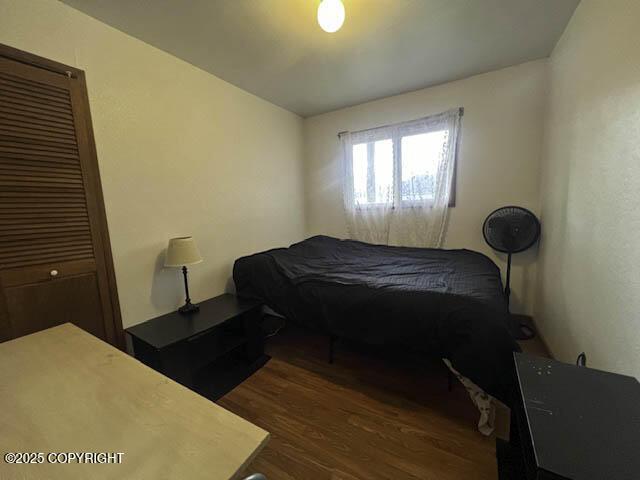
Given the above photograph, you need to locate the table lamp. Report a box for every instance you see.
[165,236,203,314]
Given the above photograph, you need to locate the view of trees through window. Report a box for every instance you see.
[352,130,448,206]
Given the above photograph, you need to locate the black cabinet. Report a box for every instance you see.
[498,352,640,480]
[126,294,267,400]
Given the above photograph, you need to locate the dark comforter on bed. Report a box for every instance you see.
[233,235,520,404]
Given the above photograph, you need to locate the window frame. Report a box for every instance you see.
[345,114,461,210]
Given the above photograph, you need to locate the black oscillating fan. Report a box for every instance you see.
[483,206,541,337]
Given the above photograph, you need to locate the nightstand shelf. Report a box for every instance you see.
[126,293,268,400]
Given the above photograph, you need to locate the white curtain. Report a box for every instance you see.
[341,108,462,248]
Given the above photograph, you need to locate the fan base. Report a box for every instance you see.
[510,314,536,341]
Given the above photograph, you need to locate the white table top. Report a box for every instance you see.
[0,323,268,479]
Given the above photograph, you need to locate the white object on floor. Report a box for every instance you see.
[443,358,496,436]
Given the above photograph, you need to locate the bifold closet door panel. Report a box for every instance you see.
[0,52,120,345]
[4,272,105,339]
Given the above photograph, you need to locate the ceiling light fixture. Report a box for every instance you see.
[317,0,345,33]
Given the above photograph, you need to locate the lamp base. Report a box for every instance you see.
[178,301,200,315]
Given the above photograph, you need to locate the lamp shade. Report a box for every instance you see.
[165,237,203,267]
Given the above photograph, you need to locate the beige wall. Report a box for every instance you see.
[535,0,640,376]
[0,0,306,328]
[304,61,548,314]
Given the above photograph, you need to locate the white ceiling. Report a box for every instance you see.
[60,0,580,117]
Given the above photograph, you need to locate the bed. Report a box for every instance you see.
[233,235,520,413]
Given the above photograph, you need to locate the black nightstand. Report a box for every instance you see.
[126,294,267,400]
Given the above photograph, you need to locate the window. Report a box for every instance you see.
[352,139,393,205]
[400,130,448,203]
[343,109,462,209]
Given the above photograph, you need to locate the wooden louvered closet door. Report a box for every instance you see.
[0,45,122,346]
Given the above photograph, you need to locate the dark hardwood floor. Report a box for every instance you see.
[218,323,548,480]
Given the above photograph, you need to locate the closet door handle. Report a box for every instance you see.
[50,269,59,277]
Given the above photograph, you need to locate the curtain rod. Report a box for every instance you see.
[337,107,464,138]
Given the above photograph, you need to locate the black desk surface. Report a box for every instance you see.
[126,294,261,349]
[515,353,640,480]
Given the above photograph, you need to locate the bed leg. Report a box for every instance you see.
[328,335,336,364]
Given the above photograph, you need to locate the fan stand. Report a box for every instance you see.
[504,252,512,308]
[483,205,541,342]
[504,252,536,340]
